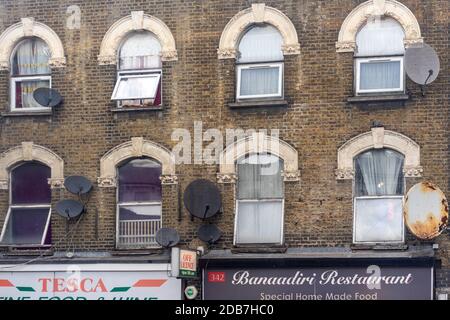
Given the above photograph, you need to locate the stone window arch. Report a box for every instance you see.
[218,3,300,59]
[98,11,178,65]
[336,127,422,180]
[0,18,66,70]
[336,0,423,53]
[217,132,299,183]
[98,137,177,187]
[0,142,65,189]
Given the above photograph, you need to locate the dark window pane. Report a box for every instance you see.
[1,207,50,245]
[119,204,161,221]
[118,158,162,202]
[11,162,51,204]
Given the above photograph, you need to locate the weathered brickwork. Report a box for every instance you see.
[0,0,448,292]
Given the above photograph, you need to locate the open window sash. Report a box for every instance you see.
[111,72,161,101]
[0,205,52,246]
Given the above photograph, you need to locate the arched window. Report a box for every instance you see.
[353,148,405,244]
[10,38,51,110]
[111,32,162,108]
[0,162,51,246]
[117,158,162,249]
[235,153,284,245]
[355,17,405,94]
[236,25,284,100]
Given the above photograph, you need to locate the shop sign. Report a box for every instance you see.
[179,249,198,278]
[0,264,182,300]
[203,266,433,300]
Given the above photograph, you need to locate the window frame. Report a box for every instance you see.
[234,198,285,246]
[352,195,405,245]
[352,150,406,245]
[0,163,52,247]
[115,159,163,250]
[233,154,285,246]
[354,56,404,95]
[112,69,163,108]
[10,75,52,111]
[236,62,284,100]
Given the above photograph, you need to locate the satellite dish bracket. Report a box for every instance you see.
[420,69,434,97]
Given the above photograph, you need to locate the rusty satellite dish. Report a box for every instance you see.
[403,182,448,240]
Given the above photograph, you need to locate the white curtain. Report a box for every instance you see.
[355,149,404,197]
[354,197,404,242]
[14,39,50,108]
[236,154,284,244]
[355,17,405,57]
[237,25,283,98]
[119,32,162,70]
[237,25,284,63]
[359,60,401,90]
[240,67,280,96]
[236,201,283,244]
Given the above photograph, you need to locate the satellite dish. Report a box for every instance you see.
[56,200,84,219]
[404,182,448,240]
[405,43,440,95]
[155,228,180,248]
[64,176,93,195]
[33,88,63,108]
[183,179,222,220]
[198,224,221,244]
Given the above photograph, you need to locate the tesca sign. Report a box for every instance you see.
[179,249,197,278]
[0,264,182,300]
[203,266,433,300]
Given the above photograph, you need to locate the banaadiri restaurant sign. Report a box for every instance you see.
[203,266,433,300]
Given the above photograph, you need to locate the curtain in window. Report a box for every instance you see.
[236,154,284,244]
[355,149,405,197]
[240,67,280,97]
[237,25,283,98]
[355,17,405,57]
[237,154,284,199]
[13,38,51,108]
[119,32,162,70]
[360,60,401,90]
[237,25,284,63]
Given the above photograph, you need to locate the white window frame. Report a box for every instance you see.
[355,56,404,94]
[112,69,162,107]
[236,62,284,100]
[0,205,52,247]
[352,195,405,245]
[10,75,52,111]
[115,199,162,249]
[234,198,285,246]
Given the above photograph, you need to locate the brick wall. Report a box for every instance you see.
[0,0,448,288]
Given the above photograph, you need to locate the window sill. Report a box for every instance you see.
[1,245,53,256]
[229,99,288,109]
[1,110,53,117]
[111,106,163,113]
[347,94,409,103]
[231,245,287,254]
[351,244,408,251]
[112,248,163,255]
